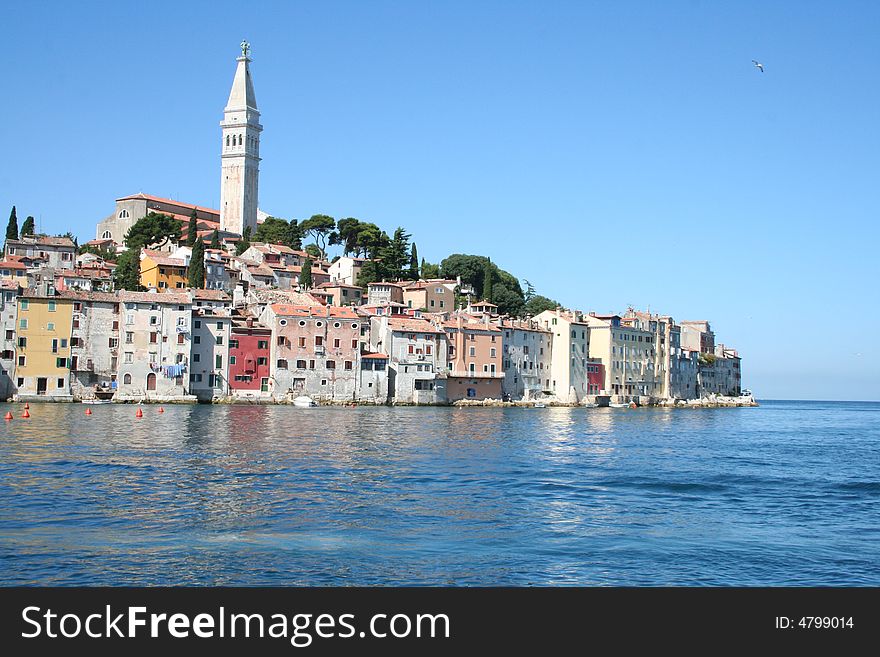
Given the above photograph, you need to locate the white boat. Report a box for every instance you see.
[533,402,546,408]
[609,402,629,408]
[293,395,318,408]
[82,399,113,405]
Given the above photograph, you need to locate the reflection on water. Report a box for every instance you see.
[1,401,878,585]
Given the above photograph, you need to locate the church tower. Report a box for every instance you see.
[220,41,261,236]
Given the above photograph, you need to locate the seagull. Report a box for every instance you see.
[752,60,765,73]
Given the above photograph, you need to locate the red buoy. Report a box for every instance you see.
[22,409,30,418]
[135,407,143,418]
[24,403,29,409]
[4,411,12,421]
[158,407,165,414]
[85,407,92,416]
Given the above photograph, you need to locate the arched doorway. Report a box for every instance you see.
[146,373,157,391]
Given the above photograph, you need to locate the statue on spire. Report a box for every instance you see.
[240,40,250,57]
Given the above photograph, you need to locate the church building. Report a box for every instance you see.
[95,42,264,249]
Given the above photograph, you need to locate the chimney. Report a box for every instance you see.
[246,317,253,328]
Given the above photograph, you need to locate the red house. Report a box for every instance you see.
[587,360,606,395]
[229,315,272,395]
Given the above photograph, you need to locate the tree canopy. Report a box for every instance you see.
[124,212,181,249]
[6,206,18,242]
[235,226,252,256]
[254,216,302,250]
[300,214,336,259]
[440,254,526,316]
[187,239,205,288]
[20,216,35,237]
[113,248,143,291]
[524,295,559,316]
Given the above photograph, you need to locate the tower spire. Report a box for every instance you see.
[220,41,262,237]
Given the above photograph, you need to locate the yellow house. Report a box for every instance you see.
[15,289,74,399]
[140,249,188,292]
[0,258,30,287]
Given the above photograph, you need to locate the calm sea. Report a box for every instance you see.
[0,400,877,586]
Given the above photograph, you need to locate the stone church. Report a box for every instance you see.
[95,42,265,248]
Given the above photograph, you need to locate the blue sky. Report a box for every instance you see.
[3,1,878,400]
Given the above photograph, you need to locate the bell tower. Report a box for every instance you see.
[220,40,261,236]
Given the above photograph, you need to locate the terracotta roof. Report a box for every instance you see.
[118,291,192,304]
[56,290,119,303]
[116,193,220,216]
[0,259,27,270]
[315,281,361,289]
[7,235,76,248]
[387,317,444,334]
[247,265,275,277]
[270,304,359,319]
[192,289,232,301]
[361,352,389,359]
[443,321,501,332]
[141,249,187,268]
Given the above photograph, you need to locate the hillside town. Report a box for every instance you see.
[1,43,746,406]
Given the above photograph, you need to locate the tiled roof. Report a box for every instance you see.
[118,291,192,304]
[192,289,232,301]
[387,317,444,334]
[56,290,119,303]
[117,193,220,216]
[270,304,359,319]
[361,352,389,359]
[141,249,187,268]
[0,259,27,270]
[7,235,76,248]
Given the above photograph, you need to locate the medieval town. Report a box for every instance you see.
[0,43,747,408]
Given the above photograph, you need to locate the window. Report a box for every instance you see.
[102,230,112,239]
[490,348,496,358]
[258,340,269,350]
[469,346,476,357]
[177,333,185,344]
[19,319,27,329]
[344,361,352,370]
[333,322,341,328]
[229,339,238,348]
[47,323,55,331]
[126,313,134,325]
[19,299,28,310]
[315,336,324,346]
[257,357,267,366]
[56,357,67,368]
[109,337,118,348]
[296,359,306,369]
[216,321,224,330]
[216,335,223,345]
[321,379,327,386]
[118,209,130,219]
[469,363,476,373]
[298,337,306,348]
[150,316,158,325]
[333,338,340,348]
[352,339,358,349]
[51,339,58,353]
[327,360,336,369]
[124,352,133,364]
[48,301,56,312]
[17,337,26,348]
[194,335,201,344]
[193,353,200,362]
[17,355,25,366]
[309,360,315,369]
[149,331,157,343]
[277,359,288,369]
[215,355,223,369]
[229,356,236,365]
[190,373,203,383]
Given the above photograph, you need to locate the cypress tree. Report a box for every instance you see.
[186,209,198,247]
[482,258,494,302]
[409,243,419,279]
[188,239,205,288]
[113,248,143,291]
[300,258,313,289]
[20,216,35,237]
[6,206,19,242]
[235,225,252,256]
[209,228,221,250]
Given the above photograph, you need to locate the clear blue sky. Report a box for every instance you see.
[3,1,878,400]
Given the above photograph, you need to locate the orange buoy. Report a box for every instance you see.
[158,407,164,413]
[24,403,29,409]
[135,407,143,418]
[4,411,12,421]
[22,409,30,418]
[85,407,92,416]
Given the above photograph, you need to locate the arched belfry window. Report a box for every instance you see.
[118,209,130,219]
[226,135,230,147]
[239,134,243,146]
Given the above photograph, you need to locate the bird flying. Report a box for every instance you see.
[752,60,765,72]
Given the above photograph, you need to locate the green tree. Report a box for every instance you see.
[186,209,198,247]
[379,227,410,280]
[304,243,321,259]
[235,226,252,256]
[329,217,362,255]
[209,229,221,250]
[20,216,35,237]
[300,257,313,289]
[254,216,302,249]
[78,243,117,261]
[421,258,440,279]
[300,214,336,259]
[113,248,143,291]
[482,258,494,302]
[524,295,559,316]
[5,206,18,242]
[409,243,419,279]
[124,212,182,249]
[188,239,205,288]
[356,223,390,258]
[357,258,382,288]
[440,254,526,316]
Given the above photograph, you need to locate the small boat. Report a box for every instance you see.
[82,399,113,405]
[293,395,318,408]
[533,402,546,408]
[609,402,629,408]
